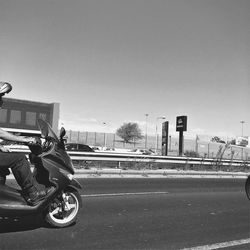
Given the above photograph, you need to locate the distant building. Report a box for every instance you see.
[0,97,59,136]
[236,136,249,147]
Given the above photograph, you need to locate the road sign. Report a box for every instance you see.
[176,116,187,156]
[162,121,169,156]
[176,116,187,132]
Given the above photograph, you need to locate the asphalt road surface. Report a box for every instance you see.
[1,178,249,250]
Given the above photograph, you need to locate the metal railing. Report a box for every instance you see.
[68,152,249,167]
[10,148,250,168]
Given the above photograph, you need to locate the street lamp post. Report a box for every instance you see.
[240,121,245,137]
[240,121,245,160]
[145,114,149,149]
[155,116,166,154]
[103,122,107,149]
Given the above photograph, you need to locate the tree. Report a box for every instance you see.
[116,122,144,144]
[211,136,225,144]
[229,139,236,145]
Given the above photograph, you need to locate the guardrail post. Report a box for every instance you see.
[185,157,189,170]
[200,157,204,170]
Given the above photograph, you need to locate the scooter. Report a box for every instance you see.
[0,119,82,228]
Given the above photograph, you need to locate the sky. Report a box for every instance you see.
[0,0,249,139]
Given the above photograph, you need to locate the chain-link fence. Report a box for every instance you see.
[66,130,250,161]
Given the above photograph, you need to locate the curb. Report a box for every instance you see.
[6,169,249,180]
[74,169,249,179]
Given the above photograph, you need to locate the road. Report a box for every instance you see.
[0,178,249,250]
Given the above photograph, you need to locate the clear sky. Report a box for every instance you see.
[0,0,249,138]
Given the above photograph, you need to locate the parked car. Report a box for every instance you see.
[65,143,94,152]
[91,146,101,151]
[129,148,155,155]
[65,143,94,168]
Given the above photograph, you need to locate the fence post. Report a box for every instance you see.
[113,134,115,148]
[195,135,199,154]
[85,132,88,144]
[69,130,72,142]
[77,131,80,143]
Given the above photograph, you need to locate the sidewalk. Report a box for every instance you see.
[74,168,250,179]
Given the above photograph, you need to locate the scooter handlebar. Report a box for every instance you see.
[27,139,43,155]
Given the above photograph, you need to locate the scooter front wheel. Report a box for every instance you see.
[245,176,250,201]
[45,189,82,228]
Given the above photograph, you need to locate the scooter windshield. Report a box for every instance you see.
[37,118,75,175]
[37,118,60,143]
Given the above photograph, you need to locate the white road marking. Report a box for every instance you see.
[181,238,250,250]
[81,191,169,197]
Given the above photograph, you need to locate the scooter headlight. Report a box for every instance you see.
[59,169,74,180]
[67,174,73,181]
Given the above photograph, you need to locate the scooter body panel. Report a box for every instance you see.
[0,185,38,216]
[0,185,26,205]
[68,178,82,190]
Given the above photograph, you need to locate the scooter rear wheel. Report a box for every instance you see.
[45,190,82,228]
[245,176,250,201]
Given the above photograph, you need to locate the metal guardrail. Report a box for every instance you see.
[9,148,250,167]
[68,152,250,167]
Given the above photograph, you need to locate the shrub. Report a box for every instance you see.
[184,150,200,158]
